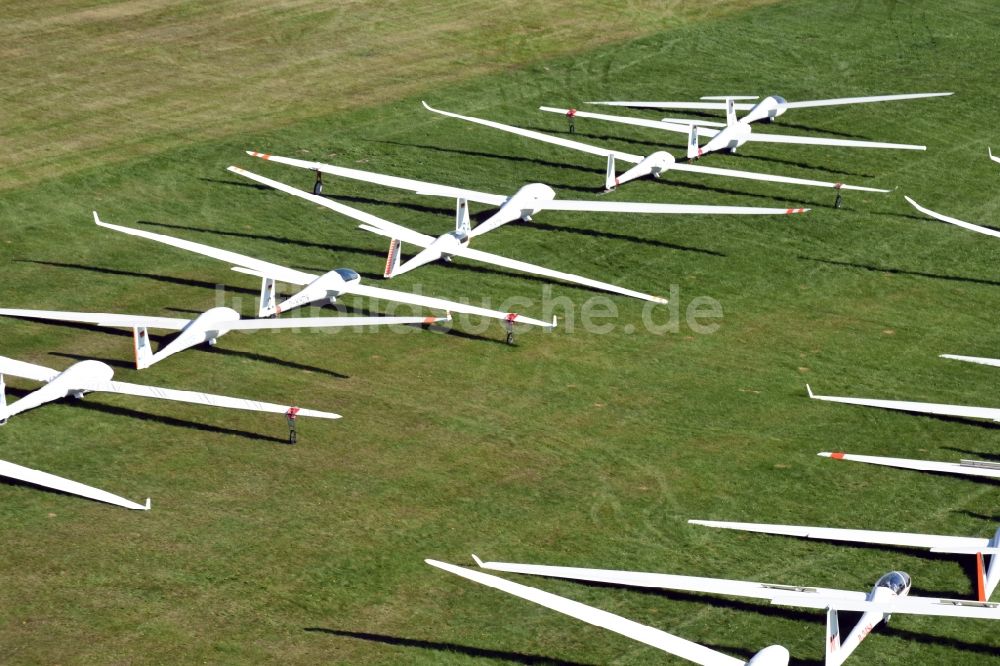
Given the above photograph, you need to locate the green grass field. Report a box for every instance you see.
[3,0,1000,663]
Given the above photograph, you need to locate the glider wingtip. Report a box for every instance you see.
[471,554,484,567]
[143,498,151,510]
[805,383,814,398]
[92,210,101,224]
[817,451,832,458]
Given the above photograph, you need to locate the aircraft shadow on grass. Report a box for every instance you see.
[0,386,287,443]
[879,624,1000,659]
[135,218,387,263]
[363,139,600,176]
[648,177,832,209]
[955,510,1000,523]
[518,219,726,257]
[797,255,1000,288]
[700,152,875,179]
[942,447,1000,462]
[18,259,261,297]
[303,628,596,666]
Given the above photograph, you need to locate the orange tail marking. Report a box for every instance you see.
[977,552,986,602]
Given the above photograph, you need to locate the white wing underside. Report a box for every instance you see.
[427,560,748,666]
[421,101,645,164]
[476,557,1000,620]
[220,314,445,331]
[940,354,1000,368]
[475,559,865,603]
[95,214,316,286]
[688,519,989,551]
[905,196,1000,239]
[586,92,953,111]
[538,107,925,150]
[0,459,149,511]
[79,380,341,419]
[244,153,507,206]
[819,451,1000,479]
[0,308,191,330]
[671,163,888,192]
[346,283,553,328]
[807,386,1000,422]
[541,200,805,215]
[0,355,60,382]
[772,594,1000,619]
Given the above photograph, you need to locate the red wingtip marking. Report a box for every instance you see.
[830,452,845,460]
[977,552,986,602]
[422,316,437,324]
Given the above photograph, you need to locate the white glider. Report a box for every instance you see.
[540,101,926,159]
[0,307,448,369]
[474,555,1000,666]
[587,92,952,124]
[690,519,1000,602]
[247,150,808,236]
[427,558,791,666]
[229,165,677,303]
[422,101,890,193]
[0,355,340,424]
[806,383,1000,424]
[93,212,554,334]
[1,457,149,511]
[905,195,1000,239]
[820,451,1000,481]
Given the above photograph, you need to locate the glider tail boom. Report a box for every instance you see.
[132,326,154,370]
[0,374,8,425]
[687,124,701,160]
[384,238,402,278]
[604,154,618,191]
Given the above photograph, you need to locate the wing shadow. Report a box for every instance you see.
[879,624,1000,658]
[304,628,595,665]
[135,220,386,262]
[364,139,602,175]
[689,153,874,179]
[797,256,1000,288]
[518,219,725,257]
[17,260,260,297]
[68,398,288,443]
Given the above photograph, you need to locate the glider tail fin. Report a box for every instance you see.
[0,374,8,425]
[825,607,842,666]
[686,124,700,160]
[258,277,277,317]
[455,197,471,238]
[604,154,618,191]
[132,326,154,370]
[725,97,738,127]
[384,238,402,278]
